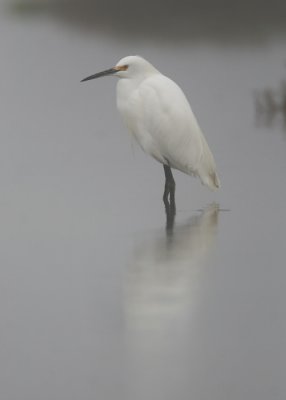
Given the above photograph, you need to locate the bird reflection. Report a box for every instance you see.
[125,203,220,335]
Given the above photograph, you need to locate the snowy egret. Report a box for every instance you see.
[81,56,220,202]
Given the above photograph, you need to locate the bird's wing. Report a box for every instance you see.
[136,75,220,189]
[137,74,205,173]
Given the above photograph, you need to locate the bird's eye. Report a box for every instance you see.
[115,64,129,72]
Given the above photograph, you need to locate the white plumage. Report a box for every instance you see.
[82,55,220,191]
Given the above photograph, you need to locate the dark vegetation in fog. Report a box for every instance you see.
[254,78,286,130]
[10,0,286,42]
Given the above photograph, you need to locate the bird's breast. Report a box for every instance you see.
[116,79,166,163]
[116,79,143,130]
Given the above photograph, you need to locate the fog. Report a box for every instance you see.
[0,1,285,399]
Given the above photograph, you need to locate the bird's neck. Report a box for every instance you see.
[116,78,141,100]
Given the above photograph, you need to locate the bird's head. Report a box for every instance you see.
[81,55,158,82]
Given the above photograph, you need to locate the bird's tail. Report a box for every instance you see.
[198,135,220,191]
[201,170,220,191]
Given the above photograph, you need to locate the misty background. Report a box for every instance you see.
[0,1,285,400]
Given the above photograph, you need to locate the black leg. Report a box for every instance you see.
[163,165,176,233]
[163,165,175,184]
[163,165,175,201]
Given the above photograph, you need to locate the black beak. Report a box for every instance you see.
[81,68,117,82]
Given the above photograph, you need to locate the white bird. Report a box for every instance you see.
[81,56,220,200]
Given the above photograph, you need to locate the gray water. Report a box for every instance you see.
[0,1,286,399]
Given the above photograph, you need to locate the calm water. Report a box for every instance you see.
[0,1,286,399]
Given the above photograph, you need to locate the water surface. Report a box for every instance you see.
[0,2,285,399]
